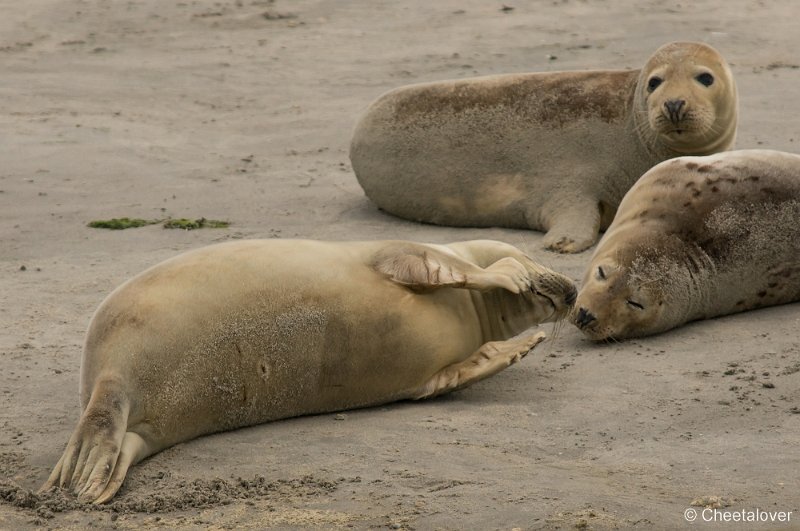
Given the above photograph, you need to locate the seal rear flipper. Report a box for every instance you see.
[40,379,149,503]
[91,431,150,503]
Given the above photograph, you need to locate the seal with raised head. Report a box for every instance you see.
[350,41,738,253]
[572,149,800,340]
[41,238,576,503]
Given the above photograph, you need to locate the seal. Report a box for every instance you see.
[572,149,800,340]
[41,238,576,503]
[350,41,738,253]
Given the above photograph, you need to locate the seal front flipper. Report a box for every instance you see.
[372,244,530,293]
[540,198,602,254]
[410,329,546,399]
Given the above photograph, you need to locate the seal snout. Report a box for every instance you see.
[574,307,597,329]
[663,98,687,125]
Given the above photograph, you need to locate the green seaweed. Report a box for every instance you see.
[87,218,161,230]
[88,217,230,230]
[162,218,230,230]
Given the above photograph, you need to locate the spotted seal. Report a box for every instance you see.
[573,150,800,340]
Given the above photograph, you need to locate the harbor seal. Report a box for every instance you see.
[572,149,800,340]
[350,41,738,253]
[41,238,576,503]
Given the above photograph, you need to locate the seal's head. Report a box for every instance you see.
[520,254,578,324]
[488,254,577,340]
[635,41,738,156]
[572,257,667,341]
[571,231,698,341]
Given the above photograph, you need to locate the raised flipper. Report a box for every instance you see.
[372,243,532,293]
[39,379,151,504]
[411,328,546,399]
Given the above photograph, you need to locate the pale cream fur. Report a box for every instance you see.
[41,239,576,503]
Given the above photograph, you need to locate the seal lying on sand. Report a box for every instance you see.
[351,41,738,253]
[572,149,800,340]
[41,239,576,503]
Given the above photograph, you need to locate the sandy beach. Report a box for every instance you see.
[1,1,799,529]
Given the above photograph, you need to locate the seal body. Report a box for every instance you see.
[572,149,800,340]
[351,41,738,253]
[42,239,576,502]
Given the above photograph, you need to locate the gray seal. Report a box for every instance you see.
[350,41,738,253]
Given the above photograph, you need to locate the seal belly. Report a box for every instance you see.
[136,288,480,446]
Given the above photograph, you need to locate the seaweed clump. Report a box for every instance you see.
[87,218,160,230]
[88,217,230,230]
[162,218,230,230]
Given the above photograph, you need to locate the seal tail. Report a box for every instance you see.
[39,378,149,504]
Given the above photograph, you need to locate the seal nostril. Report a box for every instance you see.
[664,99,686,123]
[575,307,597,329]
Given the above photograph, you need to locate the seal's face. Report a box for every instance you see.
[489,255,577,336]
[639,42,737,155]
[524,261,578,324]
[571,260,665,341]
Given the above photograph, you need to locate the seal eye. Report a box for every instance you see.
[627,299,645,310]
[597,266,606,280]
[696,73,714,87]
[647,77,662,93]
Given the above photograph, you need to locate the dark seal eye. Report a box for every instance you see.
[647,76,662,93]
[627,299,645,310]
[597,266,606,280]
[696,73,714,87]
